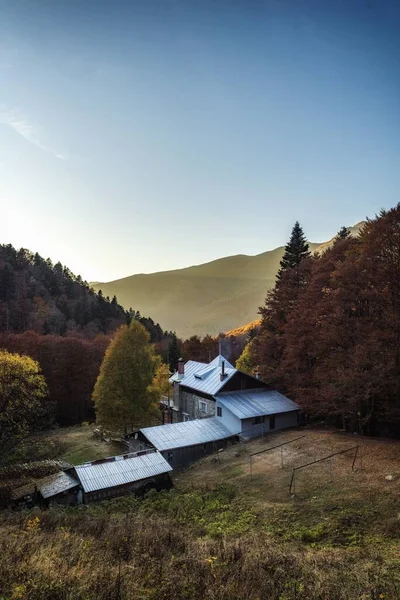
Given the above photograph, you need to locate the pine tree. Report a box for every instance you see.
[277,221,310,279]
[336,226,351,240]
[168,334,180,372]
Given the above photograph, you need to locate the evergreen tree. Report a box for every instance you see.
[93,320,159,433]
[277,221,310,279]
[336,225,351,240]
[168,334,180,372]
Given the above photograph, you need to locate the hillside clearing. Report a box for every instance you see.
[0,428,399,600]
[4,425,123,467]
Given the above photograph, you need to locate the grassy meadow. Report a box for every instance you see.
[0,429,399,600]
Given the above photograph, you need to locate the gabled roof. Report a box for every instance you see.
[215,389,300,419]
[140,418,235,452]
[75,451,172,494]
[169,354,236,396]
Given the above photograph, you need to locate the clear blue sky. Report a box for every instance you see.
[1,0,399,282]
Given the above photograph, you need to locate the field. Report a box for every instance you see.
[3,425,123,467]
[0,429,399,600]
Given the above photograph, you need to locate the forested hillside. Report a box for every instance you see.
[249,206,400,437]
[0,245,170,426]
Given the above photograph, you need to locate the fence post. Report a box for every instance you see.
[280,446,283,469]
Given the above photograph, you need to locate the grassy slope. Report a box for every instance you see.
[92,224,364,338]
[5,426,123,467]
[0,429,398,600]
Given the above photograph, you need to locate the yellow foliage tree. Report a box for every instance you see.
[93,320,160,433]
[0,350,50,457]
[236,341,256,375]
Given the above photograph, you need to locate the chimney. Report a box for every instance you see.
[177,358,185,380]
[220,360,226,381]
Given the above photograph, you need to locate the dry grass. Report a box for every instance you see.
[6,425,123,467]
[0,429,399,600]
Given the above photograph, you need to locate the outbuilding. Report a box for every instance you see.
[140,418,237,468]
[74,450,172,503]
[215,389,300,437]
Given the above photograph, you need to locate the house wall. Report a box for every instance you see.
[215,401,241,434]
[240,418,268,438]
[220,372,270,392]
[83,473,172,504]
[275,411,299,429]
[241,411,299,438]
[160,438,236,469]
[175,388,215,421]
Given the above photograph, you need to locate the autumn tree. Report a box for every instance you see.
[151,361,172,399]
[0,350,52,459]
[93,320,159,433]
[236,341,256,375]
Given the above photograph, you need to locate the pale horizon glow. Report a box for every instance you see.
[1,0,399,282]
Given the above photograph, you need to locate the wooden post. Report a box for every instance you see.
[280,446,283,469]
[250,455,252,477]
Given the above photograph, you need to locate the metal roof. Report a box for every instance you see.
[169,355,236,396]
[215,389,300,419]
[39,471,79,499]
[75,451,172,494]
[140,418,235,452]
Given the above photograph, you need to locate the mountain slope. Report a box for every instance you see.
[92,223,364,338]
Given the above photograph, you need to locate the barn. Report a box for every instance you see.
[139,418,237,468]
[74,450,172,503]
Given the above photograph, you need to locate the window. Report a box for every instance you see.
[168,451,173,460]
[217,406,222,417]
[182,413,190,422]
[252,416,264,425]
[269,415,276,429]
[199,400,208,414]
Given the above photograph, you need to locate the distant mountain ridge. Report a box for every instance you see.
[92,223,364,338]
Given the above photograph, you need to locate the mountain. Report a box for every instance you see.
[92,223,364,338]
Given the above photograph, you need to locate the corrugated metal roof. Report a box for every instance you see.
[216,389,300,419]
[169,355,236,396]
[140,418,235,452]
[39,471,79,499]
[75,451,172,494]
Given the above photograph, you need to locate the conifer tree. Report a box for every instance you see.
[168,334,180,372]
[277,221,310,279]
[336,225,351,240]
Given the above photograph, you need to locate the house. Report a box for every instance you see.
[73,449,172,503]
[139,418,237,468]
[169,353,300,435]
[169,354,266,422]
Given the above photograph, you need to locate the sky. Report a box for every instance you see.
[1,0,399,283]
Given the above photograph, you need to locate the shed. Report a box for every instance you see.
[215,389,300,437]
[74,450,172,503]
[38,471,81,506]
[139,418,237,468]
